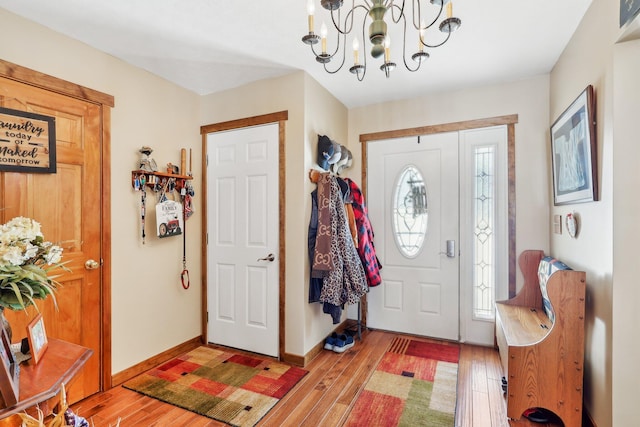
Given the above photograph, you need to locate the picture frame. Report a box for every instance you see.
[620,0,640,27]
[27,314,48,365]
[0,324,19,408]
[550,85,598,206]
[0,106,57,174]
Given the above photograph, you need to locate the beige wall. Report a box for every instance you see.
[347,75,552,279]
[199,72,348,356]
[612,38,640,427]
[302,75,350,351]
[0,9,203,374]
[550,0,617,425]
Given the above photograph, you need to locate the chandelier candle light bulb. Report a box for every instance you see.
[353,38,360,65]
[384,36,391,63]
[321,22,328,53]
[307,0,315,33]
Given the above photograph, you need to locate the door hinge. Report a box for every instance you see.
[206,312,209,323]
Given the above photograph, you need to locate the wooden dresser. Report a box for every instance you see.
[495,250,586,427]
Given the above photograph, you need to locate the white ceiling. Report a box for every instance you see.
[0,0,592,109]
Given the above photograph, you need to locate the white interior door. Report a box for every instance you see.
[206,123,279,357]
[367,133,460,341]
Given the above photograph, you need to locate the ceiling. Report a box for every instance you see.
[0,0,593,109]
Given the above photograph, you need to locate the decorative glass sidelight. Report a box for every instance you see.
[473,146,496,319]
[392,165,428,258]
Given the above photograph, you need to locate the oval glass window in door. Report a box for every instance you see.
[392,165,428,258]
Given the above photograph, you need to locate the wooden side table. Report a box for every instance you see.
[0,338,93,422]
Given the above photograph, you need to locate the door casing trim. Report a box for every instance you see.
[200,111,288,359]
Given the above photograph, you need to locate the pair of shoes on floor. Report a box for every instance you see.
[324,332,355,353]
[523,408,553,423]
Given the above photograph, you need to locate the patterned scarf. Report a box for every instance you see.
[312,173,333,277]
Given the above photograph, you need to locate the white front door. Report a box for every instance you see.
[206,123,279,357]
[367,133,460,341]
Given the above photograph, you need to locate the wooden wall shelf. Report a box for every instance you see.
[131,170,192,191]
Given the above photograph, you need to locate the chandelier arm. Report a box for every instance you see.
[322,31,349,74]
[420,29,451,49]
[330,7,349,34]
[309,42,323,58]
[329,19,345,57]
[331,3,370,35]
[400,12,422,72]
[416,0,444,31]
[389,0,407,24]
[358,14,368,80]
[412,0,421,30]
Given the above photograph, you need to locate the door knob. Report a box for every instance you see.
[257,253,275,262]
[85,259,100,270]
[438,240,456,258]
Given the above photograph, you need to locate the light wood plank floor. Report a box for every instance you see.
[70,329,567,427]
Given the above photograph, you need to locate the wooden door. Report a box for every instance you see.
[0,76,103,404]
[206,124,279,357]
[367,133,460,341]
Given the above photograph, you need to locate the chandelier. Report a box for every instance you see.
[302,0,461,80]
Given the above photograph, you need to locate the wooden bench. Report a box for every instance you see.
[495,250,586,426]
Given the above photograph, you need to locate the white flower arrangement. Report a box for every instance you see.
[0,217,68,311]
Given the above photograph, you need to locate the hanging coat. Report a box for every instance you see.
[344,178,382,287]
[318,176,368,307]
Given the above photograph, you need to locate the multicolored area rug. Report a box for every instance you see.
[123,346,308,427]
[344,337,460,427]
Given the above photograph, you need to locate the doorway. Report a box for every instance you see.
[362,118,515,346]
[0,60,113,401]
[201,112,287,358]
[367,132,460,340]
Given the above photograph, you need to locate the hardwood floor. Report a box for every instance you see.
[69,329,565,427]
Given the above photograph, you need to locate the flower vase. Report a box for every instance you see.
[0,308,11,342]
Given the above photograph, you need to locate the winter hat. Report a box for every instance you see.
[317,135,334,170]
[333,146,352,175]
[327,139,342,165]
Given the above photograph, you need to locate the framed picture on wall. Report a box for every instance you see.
[550,85,598,206]
[620,0,640,27]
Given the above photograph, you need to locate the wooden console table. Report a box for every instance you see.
[0,338,93,420]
